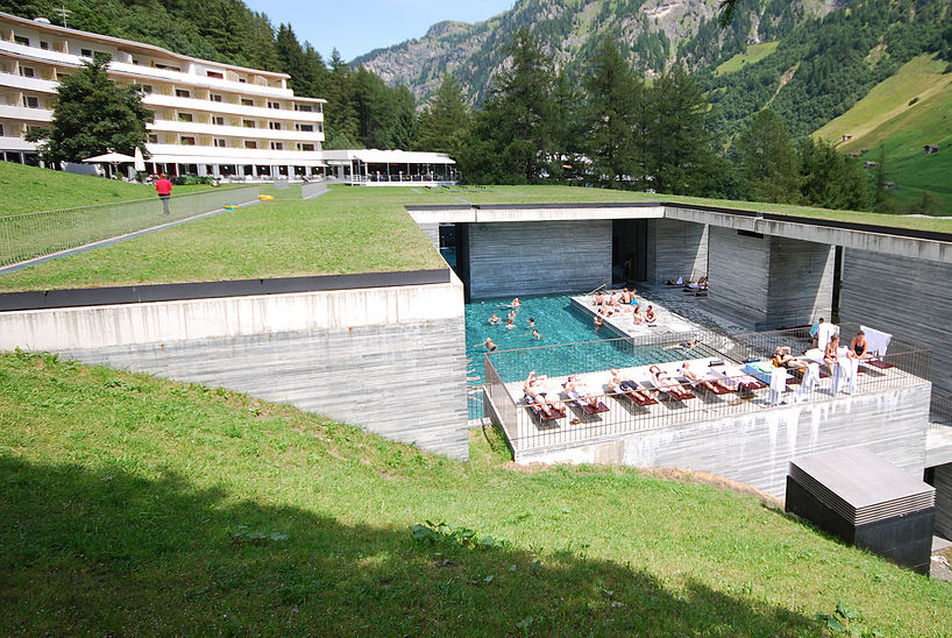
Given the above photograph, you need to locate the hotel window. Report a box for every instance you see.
[270,142,283,150]
[14,35,29,46]
[40,41,50,50]
[300,143,315,151]
[0,124,4,136]
[267,101,280,109]
[294,104,312,112]
[178,112,193,122]
[140,84,153,94]
[238,77,247,83]
[22,96,39,108]
[244,140,257,149]
[268,121,281,130]
[214,138,227,147]
[20,67,35,78]
[148,134,158,143]
[213,116,225,126]
[241,98,254,106]
[242,120,256,128]
[80,48,93,58]
[175,89,191,98]
[209,93,222,102]
[206,71,224,79]
[180,136,196,145]
[296,123,313,132]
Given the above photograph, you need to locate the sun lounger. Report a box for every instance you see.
[644,374,695,402]
[708,364,767,391]
[563,383,610,415]
[606,381,658,407]
[524,394,565,422]
[680,372,733,395]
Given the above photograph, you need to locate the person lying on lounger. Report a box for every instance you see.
[649,365,690,398]
[607,368,657,402]
[563,374,601,410]
[523,370,561,416]
[681,362,732,393]
[773,345,807,370]
[662,338,699,351]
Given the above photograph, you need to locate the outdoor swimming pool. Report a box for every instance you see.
[464,294,720,418]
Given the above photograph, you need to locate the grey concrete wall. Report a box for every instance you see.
[466,220,612,299]
[419,222,440,249]
[839,250,952,396]
[645,219,708,285]
[707,226,771,327]
[766,235,834,328]
[0,278,470,460]
[514,383,932,498]
[934,463,952,539]
[61,319,469,460]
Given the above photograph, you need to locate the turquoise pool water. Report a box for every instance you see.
[464,294,720,419]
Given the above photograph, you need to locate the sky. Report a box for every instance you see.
[242,0,517,62]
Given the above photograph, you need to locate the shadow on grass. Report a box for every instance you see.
[0,456,816,636]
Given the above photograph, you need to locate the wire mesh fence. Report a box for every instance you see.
[301,180,328,199]
[0,185,260,268]
[484,326,932,455]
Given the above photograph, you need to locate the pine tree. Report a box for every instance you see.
[581,38,643,188]
[417,74,471,155]
[733,109,801,204]
[26,55,152,164]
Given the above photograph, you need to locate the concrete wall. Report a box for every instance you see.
[465,220,612,299]
[419,222,440,249]
[707,227,834,329]
[513,383,931,498]
[0,278,470,459]
[839,250,952,396]
[707,226,771,327]
[766,235,834,327]
[934,463,952,539]
[646,219,708,285]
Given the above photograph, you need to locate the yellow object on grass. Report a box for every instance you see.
[223,204,239,210]
[259,194,274,201]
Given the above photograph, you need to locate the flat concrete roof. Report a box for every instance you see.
[409,202,952,264]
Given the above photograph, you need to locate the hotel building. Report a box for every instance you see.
[0,11,326,178]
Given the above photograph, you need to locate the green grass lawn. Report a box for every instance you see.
[0,161,212,215]
[714,42,780,77]
[0,350,948,635]
[2,183,951,292]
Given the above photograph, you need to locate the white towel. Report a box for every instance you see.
[860,325,892,357]
[816,322,840,351]
[769,367,786,405]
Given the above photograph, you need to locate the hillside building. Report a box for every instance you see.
[0,12,325,178]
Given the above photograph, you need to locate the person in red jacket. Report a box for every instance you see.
[155,173,173,216]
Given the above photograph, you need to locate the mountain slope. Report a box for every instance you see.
[354,0,838,103]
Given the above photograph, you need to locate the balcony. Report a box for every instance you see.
[146,142,324,165]
[142,94,323,122]
[0,70,57,93]
[0,103,52,122]
[148,119,324,143]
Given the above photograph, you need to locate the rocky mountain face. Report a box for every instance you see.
[352,0,842,104]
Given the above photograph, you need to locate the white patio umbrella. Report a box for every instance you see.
[82,151,137,179]
[133,146,146,172]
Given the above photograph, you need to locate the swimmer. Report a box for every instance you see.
[488,313,501,325]
[479,338,498,352]
[528,317,536,328]
[532,329,541,340]
[510,297,521,309]
[505,319,515,330]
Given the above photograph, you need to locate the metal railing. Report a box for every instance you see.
[0,185,259,268]
[931,395,952,428]
[485,327,932,455]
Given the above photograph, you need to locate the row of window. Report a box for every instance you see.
[172,112,317,132]
[11,33,281,86]
[158,134,315,152]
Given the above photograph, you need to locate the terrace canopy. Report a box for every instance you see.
[322,149,458,185]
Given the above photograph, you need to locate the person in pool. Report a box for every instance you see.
[532,328,541,340]
[505,319,515,330]
[527,317,536,328]
[510,297,521,309]
[488,313,501,325]
[479,337,498,352]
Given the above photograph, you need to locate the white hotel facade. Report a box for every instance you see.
[0,11,326,178]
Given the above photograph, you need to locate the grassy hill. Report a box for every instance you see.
[0,162,211,215]
[714,42,779,77]
[1,349,949,635]
[813,55,952,214]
